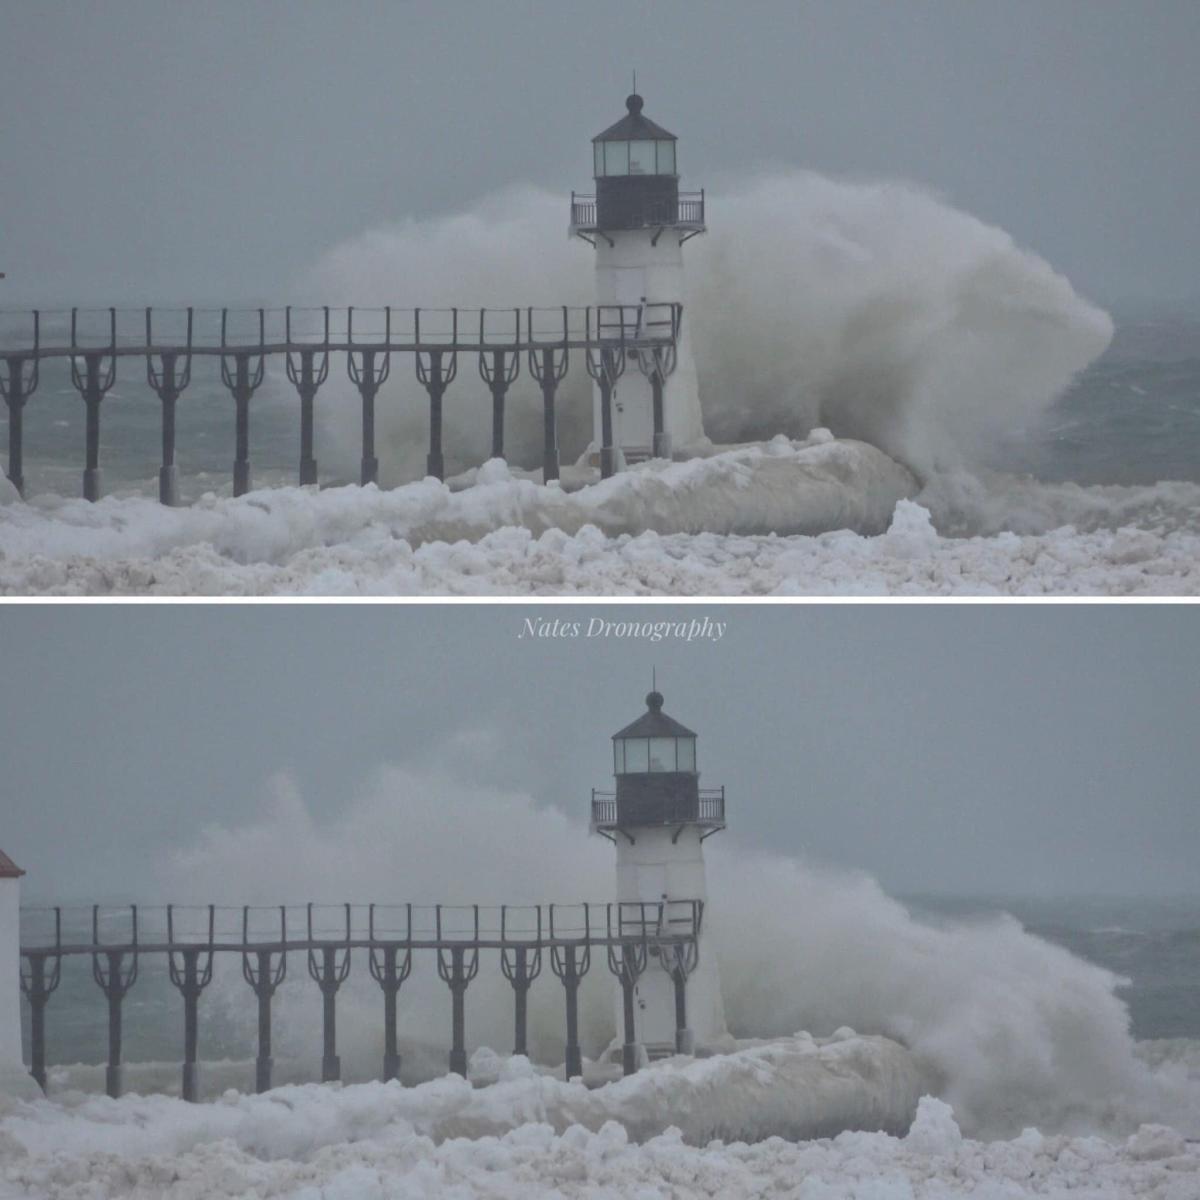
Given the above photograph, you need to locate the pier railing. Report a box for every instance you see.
[18,899,703,1098]
[0,302,683,502]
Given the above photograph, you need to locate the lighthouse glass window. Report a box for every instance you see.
[628,140,655,175]
[619,737,649,773]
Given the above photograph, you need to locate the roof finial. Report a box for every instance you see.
[633,68,637,94]
[646,668,664,712]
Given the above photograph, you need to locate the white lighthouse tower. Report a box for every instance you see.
[592,689,727,1059]
[570,93,707,466]
[0,848,39,1100]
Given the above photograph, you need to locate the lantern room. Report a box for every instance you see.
[571,94,705,235]
[592,691,725,835]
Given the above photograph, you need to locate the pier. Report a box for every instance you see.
[17,899,703,1099]
[0,303,683,502]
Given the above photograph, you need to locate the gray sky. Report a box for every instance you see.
[1,0,1198,308]
[1,603,1196,901]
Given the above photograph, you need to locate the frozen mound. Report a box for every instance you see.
[2,1086,1197,1200]
[0,1035,922,1155]
[0,436,920,595]
[2,493,1198,595]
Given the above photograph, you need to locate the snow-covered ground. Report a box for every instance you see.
[2,435,1198,595]
[1,1043,1195,1199]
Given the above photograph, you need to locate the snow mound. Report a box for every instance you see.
[2,443,1200,594]
[1,1057,1196,1199]
[0,437,922,596]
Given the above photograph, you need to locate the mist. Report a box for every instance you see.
[302,172,1111,482]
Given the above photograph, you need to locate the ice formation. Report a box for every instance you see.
[1,1074,1197,1200]
[2,465,1199,595]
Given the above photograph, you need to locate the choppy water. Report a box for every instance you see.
[911,894,1200,1042]
[994,317,1200,487]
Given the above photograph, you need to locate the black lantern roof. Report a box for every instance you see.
[612,691,696,740]
[593,94,677,143]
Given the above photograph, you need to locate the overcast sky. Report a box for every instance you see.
[1,0,1198,308]
[1,603,1196,901]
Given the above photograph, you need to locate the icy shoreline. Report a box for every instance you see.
[1,435,1199,595]
[1,1052,1196,1199]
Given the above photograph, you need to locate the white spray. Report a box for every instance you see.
[157,764,1198,1140]
[302,171,1113,486]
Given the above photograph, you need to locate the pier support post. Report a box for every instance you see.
[92,930,138,1099]
[662,939,699,1056]
[307,904,351,1084]
[599,374,616,478]
[220,310,266,497]
[74,356,117,502]
[369,910,413,1083]
[443,947,470,1077]
[549,905,591,1080]
[348,345,390,486]
[0,350,38,498]
[180,951,202,1101]
[551,940,591,1080]
[416,350,456,482]
[500,907,542,1057]
[636,338,678,462]
[587,338,626,480]
[478,310,520,462]
[414,309,460,482]
[146,308,193,505]
[90,905,139,1099]
[20,955,54,1090]
[167,906,215,1102]
[317,947,342,1082]
[651,376,672,460]
[436,905,480,1078]
[285,308,330,486]
[102,957,128,1099]
[242,907,287,1092]
[242,912,287,1094]
[68,309,117,501]
[621,968,638,1075]
[530,348,568,484]
[607,911,648,1077]
[503,947,533,1056]
[527,308,570,483]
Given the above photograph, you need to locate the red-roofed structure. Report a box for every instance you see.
[0,850,24,878]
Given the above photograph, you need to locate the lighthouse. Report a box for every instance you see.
[591,690,727,1059]
[570,93,707,467]
[0,848,39,1099]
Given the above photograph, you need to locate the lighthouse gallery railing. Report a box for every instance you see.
[590,787,726,831]
[569,191,705,231]
[18,899,703,1099]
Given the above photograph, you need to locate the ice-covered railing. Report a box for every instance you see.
[18,899,703,1099]
[0,302,684,501]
